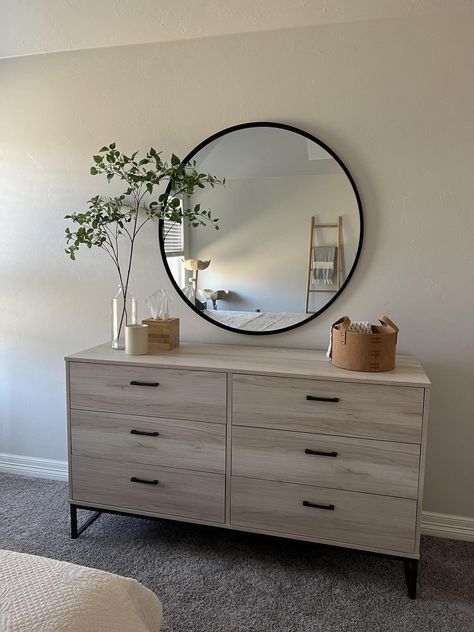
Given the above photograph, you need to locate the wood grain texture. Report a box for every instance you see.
[415,388,431,554]
[232,426,420,498]
[231,476,417,554]
[65,342,430,559]
[66,343,431,388]
[69,497,419,559]
[71,410,226,473]
[232,374,424,443]
[225,370,233,524]
[72,456,225,523]
[142,318,179,351]
[65,361,73,498]
[69,362,226,423]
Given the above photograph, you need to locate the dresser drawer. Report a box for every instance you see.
[232,374,423,443]
[231,477,416,553]
[71,410,226,474]
[232,426,420,498]
[72,456,225,523]
[69,362,226,423]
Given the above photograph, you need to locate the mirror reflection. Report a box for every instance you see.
[162,124,362,334]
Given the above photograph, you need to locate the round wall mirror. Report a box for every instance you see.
[160,122,363,335]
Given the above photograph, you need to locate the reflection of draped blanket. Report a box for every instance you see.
[313,246,336,285]
[205,310,307,331]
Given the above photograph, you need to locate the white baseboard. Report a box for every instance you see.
[421,511,474,542]
[0,453,473,541]
[0,452,68,481]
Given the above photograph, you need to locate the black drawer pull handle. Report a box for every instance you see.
[130,380,159,387]
[130,477,159,485]
[303,500,335,511]
[305,449,338,457]
[306,395,339,402]
[130,429,160,437]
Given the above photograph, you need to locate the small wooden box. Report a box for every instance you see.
[142,318,179,352]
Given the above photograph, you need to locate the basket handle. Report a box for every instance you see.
[332,315,351,345]
[339,316,351,332]
[379,314,399,344]
[379,315,399,332]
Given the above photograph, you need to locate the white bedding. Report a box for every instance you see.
[204,309,307,331]
[0,549,162,632]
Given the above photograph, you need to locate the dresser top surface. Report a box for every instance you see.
[66,343,430,388]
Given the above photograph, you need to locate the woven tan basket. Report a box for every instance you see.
[331,315,399,372]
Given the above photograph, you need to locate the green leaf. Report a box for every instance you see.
[67,144,224,266]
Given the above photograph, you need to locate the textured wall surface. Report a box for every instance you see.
[1,11,473,517]
[2,0,473,58]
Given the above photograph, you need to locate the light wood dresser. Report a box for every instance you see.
[66,343,430,598]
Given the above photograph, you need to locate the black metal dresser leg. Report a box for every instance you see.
[70,504,102,539]
[70,505,78,539]
[404,558,418,599]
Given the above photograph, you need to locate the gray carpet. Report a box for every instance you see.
[0,473,472,631]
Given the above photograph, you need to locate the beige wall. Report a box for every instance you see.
[0,13,473,518]
[4,0,472,59]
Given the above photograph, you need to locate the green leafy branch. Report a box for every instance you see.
[65,142,224,340]
[65,141,224,264]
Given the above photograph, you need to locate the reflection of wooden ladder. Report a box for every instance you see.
[305,216,342,314]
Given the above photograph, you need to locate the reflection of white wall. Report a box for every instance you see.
[188,174,359,313]
[196,128,343,179]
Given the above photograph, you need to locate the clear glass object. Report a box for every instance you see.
[111,285,137,349]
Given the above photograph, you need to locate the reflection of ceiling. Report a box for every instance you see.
[3,1,471,59]
[195,127,344,179]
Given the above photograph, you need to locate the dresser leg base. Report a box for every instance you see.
[70,504,102,539]
[403,558,418,599]
[68,503,419,598]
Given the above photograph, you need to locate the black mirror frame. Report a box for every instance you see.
[159,121,364,336]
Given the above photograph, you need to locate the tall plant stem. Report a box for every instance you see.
[115,190,142,344]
